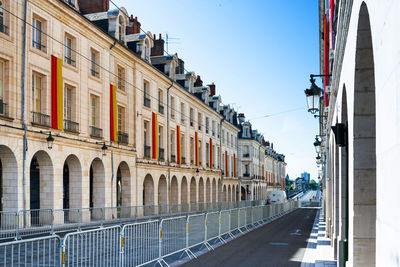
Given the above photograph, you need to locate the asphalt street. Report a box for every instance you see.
[181,208,318,267]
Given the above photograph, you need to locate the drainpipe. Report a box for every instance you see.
[166,80,173,204]
[21,0,28,215]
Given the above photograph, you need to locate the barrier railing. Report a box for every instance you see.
[0,211,18,240]
[0,201,300,266]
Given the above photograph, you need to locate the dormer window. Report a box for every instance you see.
[118,16,124,42]
[144,39,150,61]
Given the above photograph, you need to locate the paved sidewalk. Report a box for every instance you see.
[301,208,337,267]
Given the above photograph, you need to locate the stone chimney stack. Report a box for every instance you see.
[208,83,216,96]
[78,0,109,14]
[126,16,141,35]
[151,34,165,56]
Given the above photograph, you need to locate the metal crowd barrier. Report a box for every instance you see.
[0,201,300,267]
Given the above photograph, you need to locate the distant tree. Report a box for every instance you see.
[309,180,318,190]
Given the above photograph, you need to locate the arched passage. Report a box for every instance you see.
[0,145,18,211]
[190,177,196,203]
[143,174,154,205]
[351,3,376,265]
[241,186,246,200]
[206,178,211,203]
[158,175,167,205]
[218,179,222,202]
[30,151,53,210]
[116,161,130,207]
[170,176,178,204]
[89,158,105,208]
[212,179,216,202]
[228,185,231,202]
[198,177,204,203]
[222,185,226,202]
[63,155,82,210]
[181,176,188,204]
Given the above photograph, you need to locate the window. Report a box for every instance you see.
[212,121,216,136]
[31,73,43,113]
[180,102,185,124]
[170,130,176,161]
[206,143,209,167]
[205,117,209,134]
[222,130,225,143]
[181,134,185,163]
[143,81,150,107]
[64,34,76,66]
[0,0,8,35]
[64,86,72,121]
[118,106,126,133]
[0,61,3,101]
[198,112,202,130]
[32,17,45,52]
[90,95,99,127]
[170,96,175,120]
[158,90,164,114]
[64,85,79,132]
[118,16,124,42]
[144,39,150,61]
[117,66,125,91]
[190,137,194,164]
[199,140,202,165]
[189,108,194,126]
[90,49,100,78]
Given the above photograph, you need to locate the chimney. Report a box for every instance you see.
[176,58,185,74]
[78,0,109,14]
[208,83,216,96]
[238,113,245,123]
[127,16,141,35]
[194,75,203,87]
[151,34,165,56]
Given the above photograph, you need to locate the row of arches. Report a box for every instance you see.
[142,174,240,206]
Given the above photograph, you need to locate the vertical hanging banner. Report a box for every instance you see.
[110,84,118,142]
[152,112,158,159]
[225,151,228,177]
[233,153,236,177]
[195,132,199,166]
[51,55,63,130]
[177,125,181,164]
[209,138,213,169]
[330,0,335,49]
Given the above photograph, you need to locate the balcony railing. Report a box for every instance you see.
[198,125,201,130]
[171,155,176,163]
[0,24,9,35]
[118,131,129,145]
[243,153,250,158]
[64,119,79,133]
[32,40,47,53]
[0,100,9,117]
[181,157,186,164]
[144,97,151,108]
[206,162,209,167]
[144,145,151,159]
[90,126,103,139]
[159,148,165,161]
[190,121,193,127]
[31,112,51,128]
[243,173,250,177]
[90,68,100,78]
[158,104,164,114]
[64,56,76,67]
[206,128,209,134]
[191,159,194,164]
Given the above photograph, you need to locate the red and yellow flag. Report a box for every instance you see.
[152,112,158,159]
[195,132,199,166]
[209,138,213,169]
[110,84,118,142]
[51,55,63,130]
[177,125,181,164]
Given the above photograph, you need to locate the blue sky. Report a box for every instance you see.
[112,0,321,180]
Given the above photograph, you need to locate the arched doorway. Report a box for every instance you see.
[212,179,216,202]
[206,178,211,203]
[190,177,196,203]
[0,145,18,211]
[241,186,246,200]
[30,157,40,210]
[89,158,105,208]
[181,176,188,204]
[143,174,154,205]
[198,178,204,203]
[30,151,53,210]
[351,3,376,265]
[170,176,178,204]
[63,155,82,210]
[63,163,70,209]
[158,175,167,205]
[116,162,130,208]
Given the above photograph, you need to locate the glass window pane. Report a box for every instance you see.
[0,61,3,99]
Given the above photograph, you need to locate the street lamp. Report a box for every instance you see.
[304,76,322,114]
[101,142,108,156]
[46,133,54,150]
[313,137,321,154]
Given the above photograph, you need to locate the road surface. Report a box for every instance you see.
[181,208,317,267]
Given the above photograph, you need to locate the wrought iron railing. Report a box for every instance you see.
[181,157,186,164]
[158,104,164,114]
[171,155,176,163]
[144,97,151,108]
[118,131,129,145]
[0,100,9,117]
[144,145,151,158]
[64,120,79,133]
[31,112,51,127]
[90,126,103,138]
[159,148,165,161]
[0,24,8,35]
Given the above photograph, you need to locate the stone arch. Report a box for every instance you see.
[222,185,227,202]
[89,158,105,208]
[116,161,130,207]
[181,176,188,204]
[198,177,204,203]
[206,178,211,203]
[212,178,216,202]
[63,154,82,209]
[228,185,231,202]
[218,179,222,202]
[351,3,376,264]
[170,176,178,204]
[0,145,18,211]
[30,150,53,210]
[190,177,197,203]
[143,174,154,205]
[241,186,246,200]
[158,175,168,205]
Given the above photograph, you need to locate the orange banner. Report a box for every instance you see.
[51,55,63,130]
